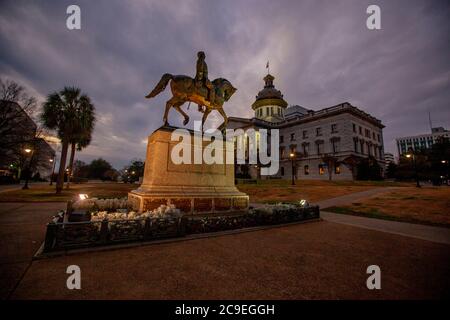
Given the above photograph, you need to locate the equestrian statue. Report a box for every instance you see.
[145,51,237,130]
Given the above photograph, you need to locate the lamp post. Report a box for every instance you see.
[22,148,33,190]
[49,156,56,185]
[406,152,420,188]
[289,152,295,185]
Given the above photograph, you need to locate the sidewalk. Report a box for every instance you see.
[321,211,450,245]
[313,187,450,245]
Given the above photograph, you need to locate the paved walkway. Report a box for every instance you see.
[321,211,450,245]
[0,182,49,193]
[313,187,450,245]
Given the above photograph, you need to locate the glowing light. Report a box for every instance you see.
[290,153,295,158]
[406,154,411,158]
[24,148,32,153]
[78,194,89,200]
[299,199,309,207]
[49,159,54,162]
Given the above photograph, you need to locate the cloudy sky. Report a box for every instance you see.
[1,0,448,168]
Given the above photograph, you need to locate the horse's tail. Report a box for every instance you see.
[145,73,173,99]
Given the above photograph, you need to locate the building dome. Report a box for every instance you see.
[252,74,288,122]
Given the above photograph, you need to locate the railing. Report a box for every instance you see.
[42,205,320,253]
[44,216,183,252]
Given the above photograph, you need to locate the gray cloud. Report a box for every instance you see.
[1,0,449,168]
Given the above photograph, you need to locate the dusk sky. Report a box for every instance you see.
[1,0,448,169]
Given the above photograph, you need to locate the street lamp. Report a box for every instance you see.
[406,152,420,188]
[22,148,34,190]
[289,152,295,185]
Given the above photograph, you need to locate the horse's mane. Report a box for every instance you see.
[212,78,229,86]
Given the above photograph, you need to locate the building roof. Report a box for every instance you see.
[284,105,310,119]
[230,102,384,129]
[251,74,288,110]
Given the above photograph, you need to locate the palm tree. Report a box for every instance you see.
[66,97,95,189]
[41,87,95,194]
[66,130,93,189]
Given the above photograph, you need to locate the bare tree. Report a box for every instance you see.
[0,78,39,168]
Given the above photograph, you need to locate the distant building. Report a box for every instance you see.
[383,152,395,170]
[228,74,386,180]
[0,100,56,180]
[396,127,450,157]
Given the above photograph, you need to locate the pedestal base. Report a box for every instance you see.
[128,126,249,214]
[128,188,248,214]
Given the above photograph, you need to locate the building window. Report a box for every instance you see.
[290,133,295,141]
[331,124,338,133]
[360,141,365,154]
[359,126,362,135]
[353,123,356,133]
[280,167,284,176]
[280,147,285,159]
[280,135,284,143]
[319,164,324,175]
[335,165,341,174]
[302,130,308,139]
[354,139,358,153]
[304,165,309,175]
[331,139,340,153]
[302,143,309,156]
[316,127,322,136]
[316,142,324,155]
[377,134,380,142]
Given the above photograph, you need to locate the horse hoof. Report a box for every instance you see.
[163,120,169,126]
[183,117,190,126]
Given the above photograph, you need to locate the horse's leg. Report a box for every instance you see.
[163,96,177,126]
[201,108,211,130]
[173,101,190,125]
[217,107,228,131]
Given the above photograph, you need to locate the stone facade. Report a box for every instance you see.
[228,75,386,181]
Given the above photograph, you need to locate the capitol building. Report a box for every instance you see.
[228,73,386,180]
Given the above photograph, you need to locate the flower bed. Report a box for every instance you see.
[42,200,319,253]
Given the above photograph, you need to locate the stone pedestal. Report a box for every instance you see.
[128,126,249,214]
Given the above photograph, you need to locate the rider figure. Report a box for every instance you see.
[195,51,215,111]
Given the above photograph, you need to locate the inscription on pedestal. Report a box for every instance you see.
[214,198,232,211]
[171,198,192,213]
[143,198,168,212]
[194,198,213,213]
[233,197,249,210]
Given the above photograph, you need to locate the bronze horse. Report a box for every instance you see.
[145,73,237,129]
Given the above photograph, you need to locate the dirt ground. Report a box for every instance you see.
[0,182,137,202]
[0,180,411,203]
[326,187,450,227]
[9,220,450,300]
[237,180,414,204]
